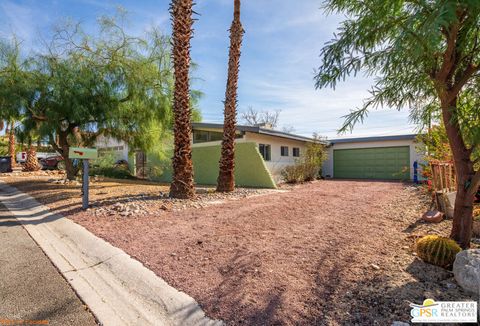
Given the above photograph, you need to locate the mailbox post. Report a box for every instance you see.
[68,147,98,210]
[82,159,89,209]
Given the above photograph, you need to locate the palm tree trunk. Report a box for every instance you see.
[217,0,244,192]
[23,145,40,172]
[169,0,196,199]
[8,121,16,168]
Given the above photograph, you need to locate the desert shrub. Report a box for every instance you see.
[281,134,327,183]
[281,164,304,183]
[0,137,8,156]
[93,152,117,169]
[416,235,461,268]
[302,162,321,181]
[90,166,133,179]
[90,152,133,179]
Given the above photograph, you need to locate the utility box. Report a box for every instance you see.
[0,156,12,173]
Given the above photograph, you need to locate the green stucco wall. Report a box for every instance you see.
[146,142,276,188]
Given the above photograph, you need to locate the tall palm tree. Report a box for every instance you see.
[169,0,196,199]
[217,0,244,192]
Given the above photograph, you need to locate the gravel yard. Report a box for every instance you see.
[0,173,273,217]
[1,175,476,325]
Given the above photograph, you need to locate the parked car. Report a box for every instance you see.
[16,151,59,164]
[39,155,64,170]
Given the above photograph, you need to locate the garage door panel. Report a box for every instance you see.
[334,146,410,180]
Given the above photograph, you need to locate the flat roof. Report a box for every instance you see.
[191,122,318,143]
[329,134,418,144]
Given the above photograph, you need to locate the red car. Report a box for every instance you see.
[39,155,64,170]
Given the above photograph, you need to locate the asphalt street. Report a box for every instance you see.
[0,203,97,326]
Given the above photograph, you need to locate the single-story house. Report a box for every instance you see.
[94,123,318,188]
[95,127,423,187]
[322,134,422,180]
[191,122,318,185]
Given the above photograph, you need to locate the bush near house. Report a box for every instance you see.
[281,135,327,184]
[90,152,133,180]
[0,136,8,156]
[0,136,22,156]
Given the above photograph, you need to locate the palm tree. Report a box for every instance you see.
[16,124,40,172]
[8,121,16,168]
[169,0,196,199]
[23,144,40,172]
[217,0,244,192]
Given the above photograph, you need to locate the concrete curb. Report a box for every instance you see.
[0,181,223,326]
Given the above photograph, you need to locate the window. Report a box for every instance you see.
[193,130,209,143]
[281,146,289,157]
[208,131,224,142]
[193,130,242,144]
[259,144,271,161]
[293,147,300,157]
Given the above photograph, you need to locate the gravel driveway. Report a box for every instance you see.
[3,177,474,325]
[67,180,474,325]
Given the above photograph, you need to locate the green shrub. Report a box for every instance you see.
[281,164,304,183]
[0,136,7,155]
[302,162,321,181]
[281,134,328,183]
[90,152,133,179]
[90,166,134,179]
[93,152,117,169]
[416,235,461,268]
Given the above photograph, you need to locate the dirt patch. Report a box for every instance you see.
[2,177,476,325]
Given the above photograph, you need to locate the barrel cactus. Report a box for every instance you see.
[416,235,461,268]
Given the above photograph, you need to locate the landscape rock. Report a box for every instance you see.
[370,263,380,270]
[453,249,480,295]
[421,210,443,223]
[391,322,410,326]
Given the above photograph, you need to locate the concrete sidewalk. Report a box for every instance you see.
[0,181,222,326]
[0,203,97,325]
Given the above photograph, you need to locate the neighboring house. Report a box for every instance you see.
[191,122,317,185]
[95,135,130,162]
[322,134,422,180]
[95,135,149,178]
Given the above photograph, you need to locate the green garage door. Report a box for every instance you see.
[334,146,410,180]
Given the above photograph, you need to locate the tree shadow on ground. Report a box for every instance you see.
[303,258,476,325]
[199,249,286,325]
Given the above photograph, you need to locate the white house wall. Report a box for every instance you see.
[243,132,309,182]
[95,135,130,162]
[322,138,423,180]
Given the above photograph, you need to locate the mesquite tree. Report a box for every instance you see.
[217,0,244,192]
[169,0,196,199]
[316,0,480,248]
[21,15,174,180]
